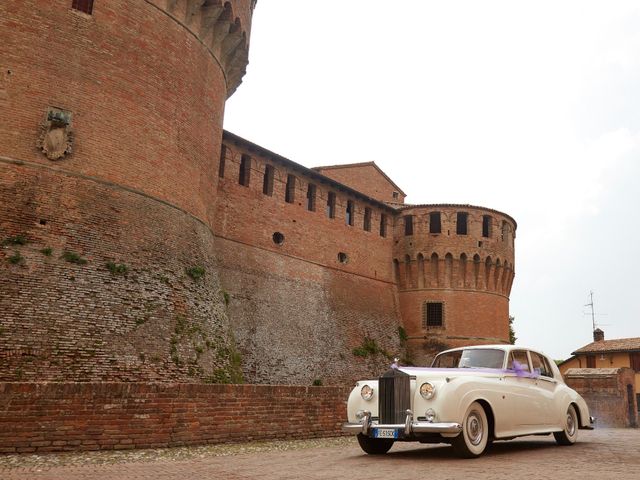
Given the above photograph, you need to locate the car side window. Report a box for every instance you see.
[530,352,553,378]
[508,350,531,372]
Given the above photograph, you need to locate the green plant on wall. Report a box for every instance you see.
[40,247,53,256]
[8,252,24,265]
[106,261,128,275]
[186,266,205,280]
[2,234,28,246]
[353,336,391,359]
[61,251,87,265]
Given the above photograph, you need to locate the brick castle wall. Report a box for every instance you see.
[0,1,254,382]
[564,368,638,428]
[0,382,350,454]
[215,136,403,384]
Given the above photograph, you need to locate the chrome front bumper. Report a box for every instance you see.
[342,410,462,436]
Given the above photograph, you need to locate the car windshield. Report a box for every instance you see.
[432,348,505,369]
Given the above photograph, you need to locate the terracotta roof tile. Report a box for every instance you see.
[572,337,640,354]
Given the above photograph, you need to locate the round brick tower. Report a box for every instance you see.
[0,0,255,382]
[393,204,516,365]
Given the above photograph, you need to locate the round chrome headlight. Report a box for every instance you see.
[420,382,436,400]
[360,384,374,401]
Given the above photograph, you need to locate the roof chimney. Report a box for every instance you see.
[593,328,604,342]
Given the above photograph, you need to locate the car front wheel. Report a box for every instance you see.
[356,433,394,455]
[554,404,578,445]
[452,401,489,458]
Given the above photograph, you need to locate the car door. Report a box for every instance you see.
[529,350,560,428]
[500,350,541,432]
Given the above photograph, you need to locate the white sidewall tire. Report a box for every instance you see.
[554,404,578,446]
[453,401,488,458]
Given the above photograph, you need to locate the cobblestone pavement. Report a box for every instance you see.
[1,429,638,480]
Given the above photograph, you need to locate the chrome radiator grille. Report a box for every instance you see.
[378,369,410,424]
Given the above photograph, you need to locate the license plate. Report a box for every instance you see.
[374,428,398,439]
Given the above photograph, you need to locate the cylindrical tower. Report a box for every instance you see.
[0,0,255,382]
[393,204,516,365]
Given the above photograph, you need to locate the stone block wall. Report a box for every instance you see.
[0,382,351,454]
[564,367,638,428]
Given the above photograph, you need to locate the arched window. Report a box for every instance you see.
[482,215,492,238]
[263,165,274,196]
[285,174,296,203]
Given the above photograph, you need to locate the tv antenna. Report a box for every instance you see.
[584,290,609,332]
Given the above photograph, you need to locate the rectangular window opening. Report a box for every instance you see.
[404,215,413,236]
[262,164,274,196]
[285,174,296,203]
[423,302,444,328]
[326,192,336,219]
[306,183,316,211]
[456,212,468,235]
[364,208,372,232]
[346,201,355,226]
[218,145,226,178]
[380,213,387,237]
[482,215,492,238]
[586,355,596,368]
[239,154,251,186]
[429,212,441,234]
[72,0,94,14]
[630,353,640,372]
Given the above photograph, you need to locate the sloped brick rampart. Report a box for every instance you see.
[0,382,351,454]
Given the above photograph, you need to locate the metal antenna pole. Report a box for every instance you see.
[585,291,595,332]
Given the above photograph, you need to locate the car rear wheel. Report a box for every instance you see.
[452,401,489,458]
[554,404,578,445]
[356,433,394,455]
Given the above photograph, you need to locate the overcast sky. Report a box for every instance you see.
[224,1,640,360]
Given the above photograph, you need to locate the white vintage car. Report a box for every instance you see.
[343,345,594,458]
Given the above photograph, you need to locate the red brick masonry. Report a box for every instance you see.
[0,383,351,454]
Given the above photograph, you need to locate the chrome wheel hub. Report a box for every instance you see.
[566,411,576,436]
[467,412,483,445]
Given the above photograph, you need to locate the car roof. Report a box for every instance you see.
[437,345,548,356]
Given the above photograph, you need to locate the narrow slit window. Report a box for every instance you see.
[326,192,336,219]
[306,183,316,211]
[285,174,296,203]
[456,212,468,235]
[429,212,441,234]
[364,208,372,232]
[239,154,251,186]
[404,215,413,236]
[423,302,444,328]
[263,165,274,196]
[482,215,492,238]
[218,145,226,178]
[346,201,355,226]
[72,0,94,14]
[380,213,387,237]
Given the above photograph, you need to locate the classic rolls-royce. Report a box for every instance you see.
[343,345,594,458]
